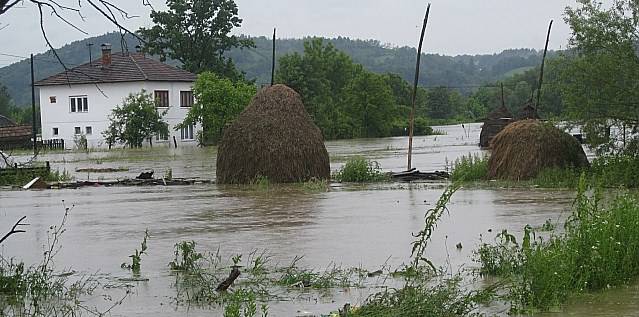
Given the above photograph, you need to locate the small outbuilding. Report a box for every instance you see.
[487,120,589,181]
[0,115,32,150]
[479,105,513,148]
[216,84,330,184]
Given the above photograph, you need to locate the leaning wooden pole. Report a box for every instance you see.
[407,3,431,171]
[536,20,553,111]
[271,28,276,86]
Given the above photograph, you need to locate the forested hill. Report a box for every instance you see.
[0,32,551,106]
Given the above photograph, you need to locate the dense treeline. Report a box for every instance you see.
[0,33,548,107]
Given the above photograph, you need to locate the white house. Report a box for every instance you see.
[36,44,200,149]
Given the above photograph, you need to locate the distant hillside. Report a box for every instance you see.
[0,32,552,106]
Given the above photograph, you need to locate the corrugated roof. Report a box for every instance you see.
[35,53,197,86]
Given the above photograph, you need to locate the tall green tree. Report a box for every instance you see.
[0,84,12,117]
[139,0,253,80]
[180,72,256,145]
[560,0,639,154]
[103,91,168,148]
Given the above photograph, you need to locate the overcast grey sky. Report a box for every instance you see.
[0,0,584,67]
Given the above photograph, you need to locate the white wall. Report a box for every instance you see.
[38,81,200,149]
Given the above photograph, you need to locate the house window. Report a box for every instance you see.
[70,96,88,113]
[180,91,194,107]
[49,96,57,103]
[181,124,194,140]
[85,126,92,135]
[74,126,81,135]
[52,127,59,136]
[154,90,169,108]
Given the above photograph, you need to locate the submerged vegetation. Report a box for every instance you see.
[452,152,639,189]
[0,167,71,187]
[0,203,130,316]
[477,176,639,312]
[333,157,389,183]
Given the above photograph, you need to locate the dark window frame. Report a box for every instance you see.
[154,90,170,108]
[180,91,194,108]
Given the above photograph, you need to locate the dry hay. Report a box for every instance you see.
[488,120,589,180]
[479,105,514,148]
[216,84,330,184]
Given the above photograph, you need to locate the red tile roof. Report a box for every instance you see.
[0,125,31,138]
[35,53,197,86]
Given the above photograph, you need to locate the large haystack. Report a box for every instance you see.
[479,105,513,148]
[216,84,330,184]
[488,120,589,180]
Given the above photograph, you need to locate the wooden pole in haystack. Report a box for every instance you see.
[271,28,276,86]
[536,20,553,111]
[407,3,431,171]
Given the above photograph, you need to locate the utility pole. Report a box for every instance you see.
[30,54,37,155]
[87,43,94,65]
[408,3,431,171]
[271,28,276,86]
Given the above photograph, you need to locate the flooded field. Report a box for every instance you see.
[1,123,636,316]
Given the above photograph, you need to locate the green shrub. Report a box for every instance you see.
[590,154,639,188]
[450,154,488,182]
[333,157,388,183]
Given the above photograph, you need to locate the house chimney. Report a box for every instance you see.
[101,43,112,67]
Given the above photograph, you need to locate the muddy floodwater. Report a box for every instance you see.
[1,123,637,316]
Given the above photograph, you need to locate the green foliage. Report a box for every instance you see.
[180,72,256,145]
[121,229,150,273]
[559,0,639,155]
[332,157,388,183]
[0,167,71,186]
[0,84,12,117]
[103,90,169,148]
[477,176,639,312]
[411,185,459,271]
[277,39,439,140]
[139,0,253,79]
[169,241,204,272]
[450,154,488,182]
[348,277,487,317]
[590,155,639,188]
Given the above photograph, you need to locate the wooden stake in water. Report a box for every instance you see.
[408,3,431,171]
[536,20,553,111]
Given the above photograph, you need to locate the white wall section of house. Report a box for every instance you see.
[38,81,200,149]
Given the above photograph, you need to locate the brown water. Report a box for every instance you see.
[1,123,636,316]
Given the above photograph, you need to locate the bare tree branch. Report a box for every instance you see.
[0,216,28,245]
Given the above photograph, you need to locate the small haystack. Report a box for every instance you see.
[516,101,540,120]
[479,105,513,148]
[487,120,589,180]
[216,84,330,184]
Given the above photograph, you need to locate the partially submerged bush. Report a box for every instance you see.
[450,154,488,182]
[333,157,388,183]
[477,176,639,312]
